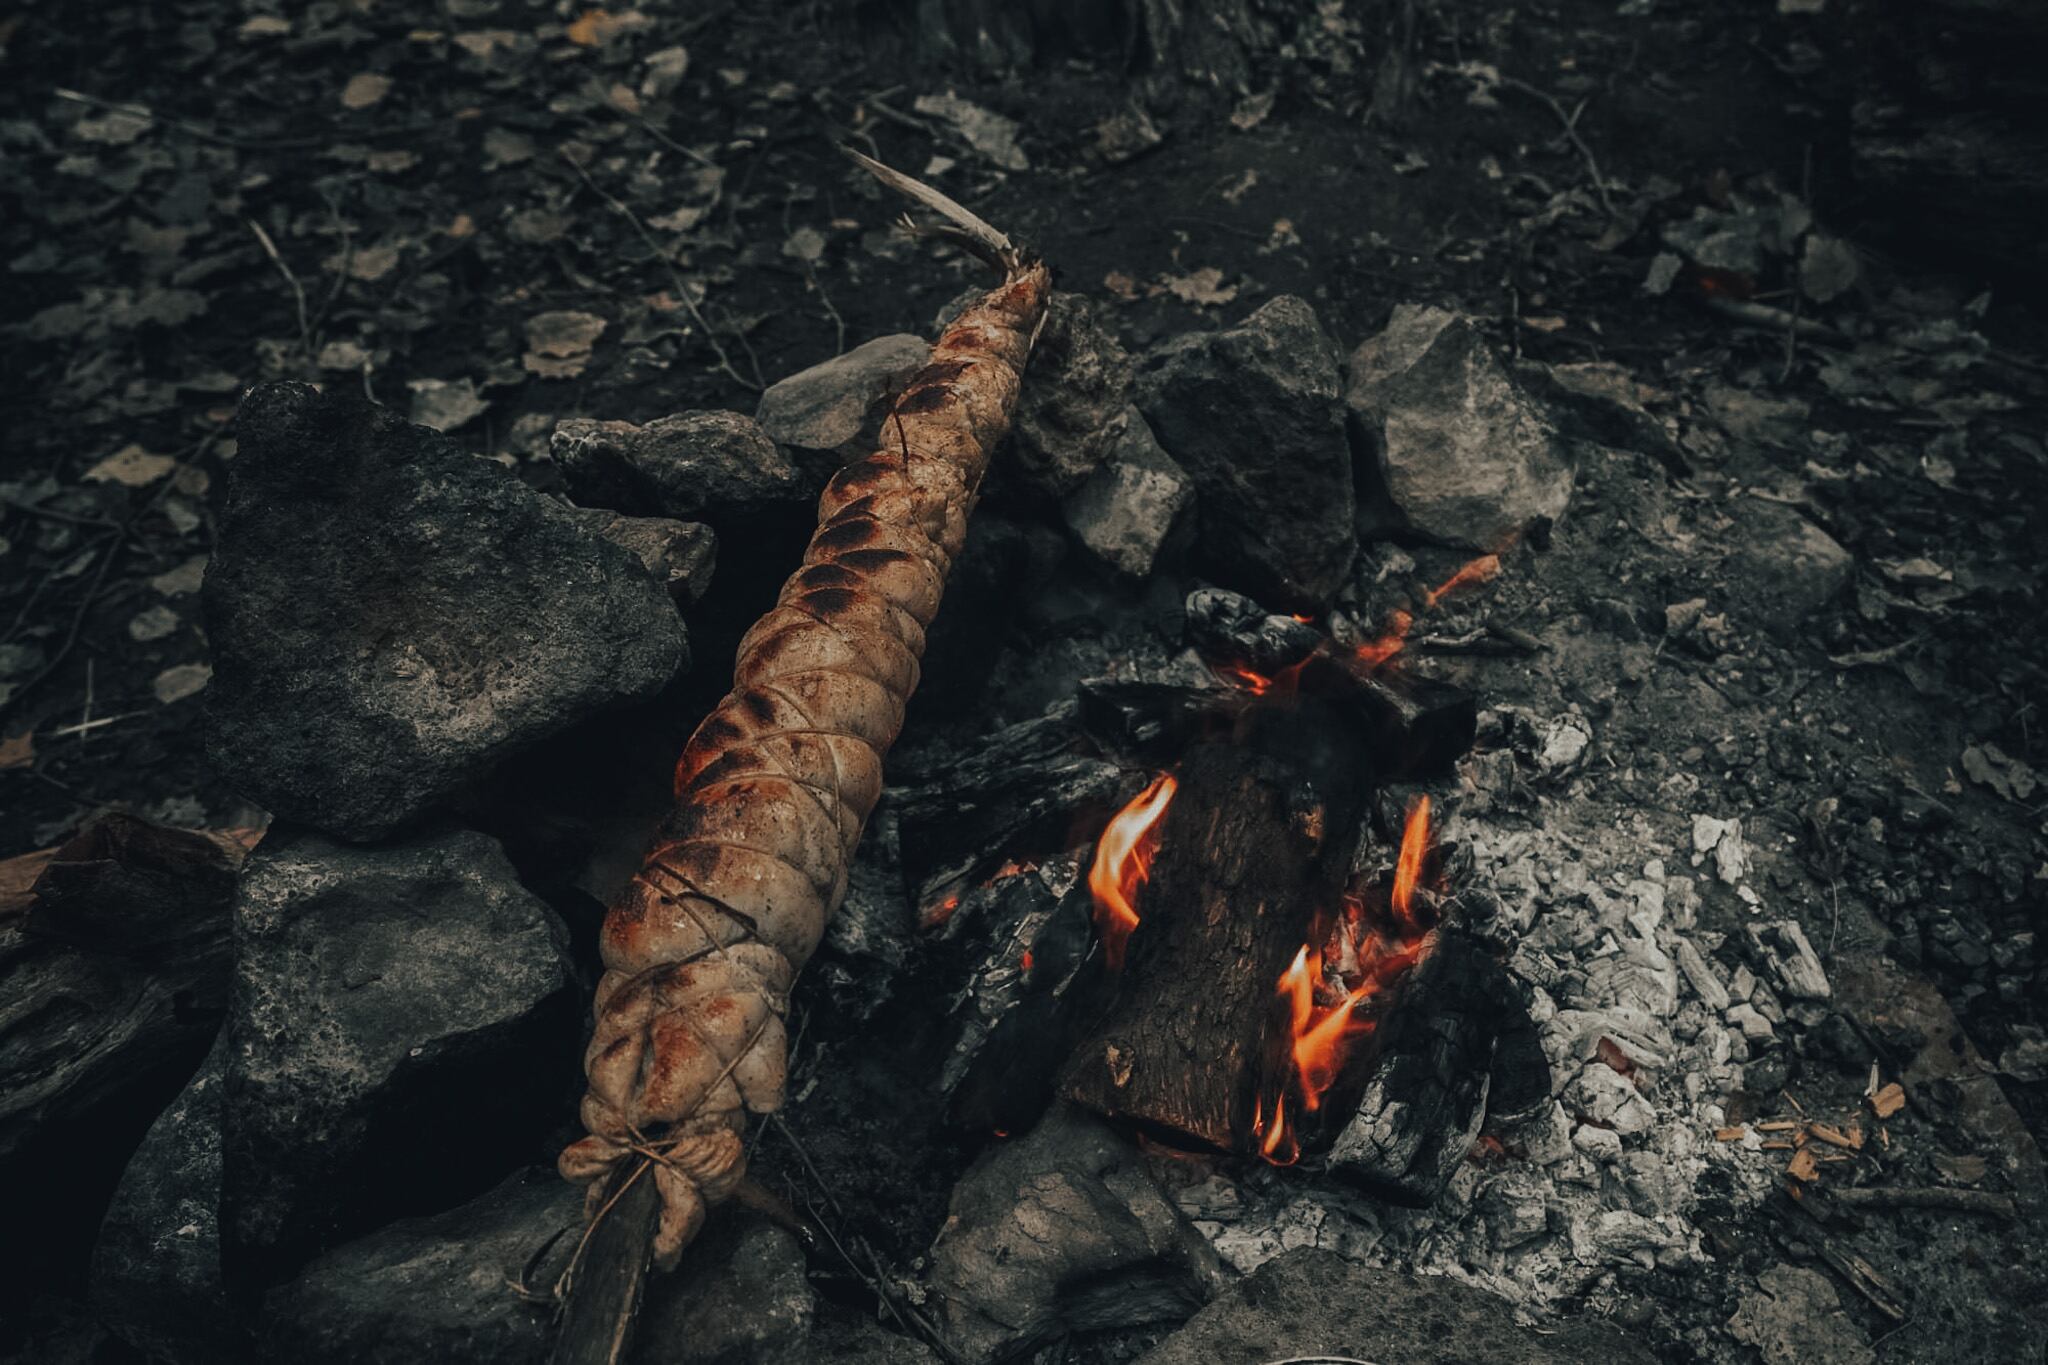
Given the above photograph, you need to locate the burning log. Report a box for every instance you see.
[1322,923,1530,1205]
[550,152,1052,1364]
[1064,700,1376,1154]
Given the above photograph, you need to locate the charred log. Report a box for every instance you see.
[1064,700,1375,1154]
[1318,925,1533,1206]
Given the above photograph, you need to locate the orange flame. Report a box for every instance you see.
[1252,798,1439,1165]
[1088,773,1177,970]
[1392,795,1432,926]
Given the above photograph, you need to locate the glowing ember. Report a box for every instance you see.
[1350,608,1414,670]
[1424,552,1501,608]
[1088,773,1177,970]
[1253,797,1439,1164]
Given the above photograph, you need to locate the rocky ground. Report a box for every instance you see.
[3,1,2045,1363]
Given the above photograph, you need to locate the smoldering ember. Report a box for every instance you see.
[3,5,2047,1365]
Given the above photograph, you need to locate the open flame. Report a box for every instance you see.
[1088,773,1177,970]
[1254,796,1437,1165]
[1349,547,1509,674]
[1392,794,1432,926]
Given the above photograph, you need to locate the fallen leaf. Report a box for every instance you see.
[913,91,1029,171]
[1933,1152,1987,1183]
[641,45,691,99]
[74,110,152,145]
[1102,270,1140,303]
[523,310,607,379]
[151,555,208,596]
[565,8,645,45]
[85,444,176,486]
[447,213,477,239]
[1961,743,2038,802]
[1800,233,1859,303]
[153,663,212,704]
[408,377,491,432]
[1230,89,1276,131]
[344,243,401,282]
[482,127,535,170]
[239,15,291,39]
[453,30,521,59]
[367,149,419,174]
[341,73,393,111]
[317,339,371,371]
[0,732,32,770]
[0,845,59,916]
[782,227,827,265]
[1154,267,1238,307]
[129,605,180,642]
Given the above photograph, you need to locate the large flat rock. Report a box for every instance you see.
[207,381,688,841]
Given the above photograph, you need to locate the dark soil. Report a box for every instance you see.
[3,1,2045,1362]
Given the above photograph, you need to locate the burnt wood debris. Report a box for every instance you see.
[4,2,2048,1363]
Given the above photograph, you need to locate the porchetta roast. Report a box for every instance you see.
[557,152,1053,1274]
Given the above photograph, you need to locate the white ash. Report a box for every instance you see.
[1170,718,1817,1317]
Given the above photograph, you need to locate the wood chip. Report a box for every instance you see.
[1715,1126,1747,1142]
[1870,1082,1906,1119]
[1762,1140,1795,1150]
[1808,1122,1862,1150]
[1757,1119,1799,1132]
[1787,1147,1820,1182]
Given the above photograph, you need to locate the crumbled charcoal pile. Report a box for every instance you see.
[3,2,2047,1364]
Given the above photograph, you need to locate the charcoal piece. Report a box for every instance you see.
[1345,304,1573,550]
[1074,677,1243,759]
[207,381,688,841]
[932,856,1109,1135]
[1,814,247,1166]
[1343,666,1480,779]
[890,702,1133,903]
[222,827,577,1277]
[1183,586,1322,674]
[812,807,912,1022]
[551,409,800,523]
[1007,295,1133,500]
[91,1034,245,1364]
[1323,927,1514,1205]
[1062,408,1195,581]
[929,1105,1221,1365]
[1136,296,1356,610]
[1133,1248,1656,1365]
[259,1169,573,1365]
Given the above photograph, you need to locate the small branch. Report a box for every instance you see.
[546,1163,662,1365]
[1829,1186,2017,1220]
[1497,76,1616,218]
[246,219,313,362]
[560,151,761,392]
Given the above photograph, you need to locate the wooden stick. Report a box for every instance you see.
[547,1167,661,1365]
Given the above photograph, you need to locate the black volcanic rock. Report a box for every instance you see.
[206,381,688,842]
[1136,296,1355,609]
[221,827,576,1276]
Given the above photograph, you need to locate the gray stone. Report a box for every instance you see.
[1060,408,1194,580]
[1346,304,1574,549]
[1727,1265,1875,1365]
[809,1308,942,1364]
[562,507,717,605]
[222,828,577,1272]
[755,334,931,471]
[91,1034,246,1364]
[1133,1249,1657,1365]
[260,1169,573,1365]
[1725,498,1852,634]
[1009,295,1133,500]
[929,1105,1220,1364]
[1137,296,1355,609]
[638,1211,815,1364]
[207,381,688,841]
[550,409,801,523]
